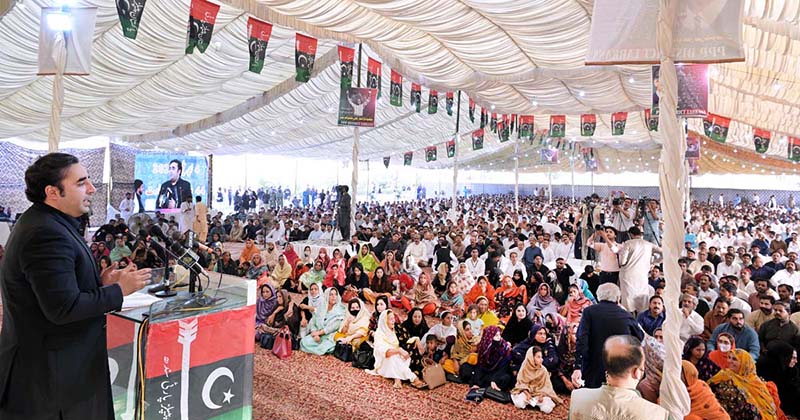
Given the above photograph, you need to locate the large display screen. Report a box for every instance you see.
[133,154,208,213]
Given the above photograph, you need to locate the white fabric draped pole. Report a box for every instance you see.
[547,165,552,204]
[570,150,575,201]
[351,127,359,235]
[656,0,692,417]
[452,133,459,213]
[47,31,67,153]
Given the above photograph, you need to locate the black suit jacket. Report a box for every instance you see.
[0,203,123,419]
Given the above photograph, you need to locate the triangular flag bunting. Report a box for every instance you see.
[549,115,566,138]
[390,70,402,106]
[519,115,534,140]
[186,0,220,54]
[247,17,273,74]
[580,114,596,136]
[294,33,318,82]
[753,128,771,153]
[446,92,454,116]
[472,129,484,150]
[789,137,800,162]
[410,83,421,113]
[338,45,355,89]
[447,139,456,158]
[367,57,382,98]
[403,152,413,166]
[425,146,437,162]
[383,156,391,168]
[611,112,628,135]
[428,90,438,114]
[116,0,148,39]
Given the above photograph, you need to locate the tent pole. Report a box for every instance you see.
[547,164,552,205]
[514,139,520,211]
[570,150,575,201]
[591,170,594,194]
[451,91,462,219]
[350,43,363,234]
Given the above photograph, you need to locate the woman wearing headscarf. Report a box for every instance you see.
[708,349,778,420]
[300,287,346,355]
[282,243,300,268]
[283,260,307,293]
[372,310,428,389]
[300,259,325,290]
[356,244,380,274]
[464,325,513,391]
[379,250,401,278]
[510,347,563,413]
[502,304,533,346]
[757,341,800,416]
[432,262,451,294]
[333,298,371,350]
[476,296,500,328]
[247,254,270,286]
[255,283,278,341]
[323,260,346,293]
[421,311,457,352]
[443,319,480,376]
[495,275,527,323]
[527,283,559,325]
[362,266,394,305]
[560,283,592,325]
[329,248,346,273]
[452,262,475,296]
[511,324,558,376]
[681,361,731,420]
[299,282,324,337]
[264,289,301,336]
[316,248,331,270]
[269,254,292,289]
[396,308,429,377]
[682,335,721,381]
[554,323,579,394]
[343,264,370,300]
[465,276,496,309]
[399,272,439,316]
[439,280,465,318]
[636,333,665,404]
[708,332,736,369]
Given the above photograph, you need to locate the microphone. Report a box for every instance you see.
[149,225,174,247]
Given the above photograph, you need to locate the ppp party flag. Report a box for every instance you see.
[611,112,628,136]
[468,98,475,122]
[142,306,255,420]
[428,90,438,114]
[480,108,488,128]
[383,156,391,168]
[549,115,566,138]
[425,146,438,162]
[447,139,456,158]
[518,115,534,140]
[295,33,317,82]
[498,116,510,142]
[247,17,272,74]
[185,0,220,54]
[490,113,498,132]
[789,137,800,162]
[580,114,596,136]
[472,128,485,150]
[115,0,148,39]
[708,114,730,143]
[403,152,413,166]
[338,45,355,90]
[367,57,382,98]
[410,83,421,113]
[446,92,454,116]
[644,108,659,131]
[390,70,402,106]
[753,128,771,154]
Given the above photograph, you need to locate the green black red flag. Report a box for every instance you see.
[404,152,413,165]
[472,129,484,150]
[549,115,566,138]
[390,70,402,106]
[247,17,272,74]
[428,90,438,114]
[753,128,771,153]
[468,98,475,122]
[446,92,454,116]
[185,0,220,54]
[367,57,382,98]
[425,146,437,162]
[480,108,488,128]
[703,115,712,137]
[580,114,596,136]
[338,45,355,90]
[708,114,730,143]
[116,0,147,39]
[295,33,318,82]
[410,83,421,113]
[510,114,516,134]
[789,137,800,162]
[498,115,510,142]
[611,112,628,135]
[447,139,456,158]
[644,109,659,131]
[490,113,497,132]
[518,115,534,140]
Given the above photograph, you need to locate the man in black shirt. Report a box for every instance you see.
[156,159,191,210]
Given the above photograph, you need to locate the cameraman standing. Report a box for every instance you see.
[607,196,634,243]
[640,199,661,246]
[575,194,603,260]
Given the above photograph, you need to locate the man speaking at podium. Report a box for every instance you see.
[0,153,151,420]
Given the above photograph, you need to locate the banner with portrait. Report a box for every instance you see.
[133,154,208,212]
[337,87,377,127]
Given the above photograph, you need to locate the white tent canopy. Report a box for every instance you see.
[0,0,798,172]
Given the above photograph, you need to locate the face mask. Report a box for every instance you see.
[718,343,731,353]
[349,309,360,317]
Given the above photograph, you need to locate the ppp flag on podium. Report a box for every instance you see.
[107,315,138,418]
[247,17,273,74]
[295,33,318,82]
[142,306,255,420]
[185,0,220,54]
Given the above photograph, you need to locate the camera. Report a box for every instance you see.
[612,198,622,206]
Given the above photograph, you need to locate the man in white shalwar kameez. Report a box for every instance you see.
[618,227,661,314]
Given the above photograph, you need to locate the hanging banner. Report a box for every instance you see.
[497,119,508,142]
[549,115,566,138]
[389,70,402,107]
[247,17,273,74]
[685,132,701,158]
[707,114,730,143]
[586,0,745,65]
[480,108,488,128]
[428,90,438,114]
[425,146,437,162]
[295,33,317,82]
[789,137,800,162]
[446,92,454,116]
[446,139,456,158]
[753,128,771,154]
[403,152,413,166]
[468,98,476,122]
[540,148,559,164]
[490,113,498,132]
[366,57,382,98]
[652,64,708,117]
[337,87,377,127]
[471,129,484,150]
[383,156,391,168]
[645,108,659,131]
[518,115,534,140]
[185,0,220,55]
[410,83,421,113]
[116,0,147,39]
[611,112,628,135]
[338,45,355,90]
[580,114,596,136]
[510,114,517,134]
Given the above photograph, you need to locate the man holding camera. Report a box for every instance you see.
[575,194,602,260]
[587,226,621,286]
[607,196,634,243]
[640,199,661,246]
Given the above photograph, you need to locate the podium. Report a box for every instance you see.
[107,274,256,420]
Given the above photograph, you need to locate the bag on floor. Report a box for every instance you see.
[259,333,275,350]
[445,372,462,384]
[464,387,485,403]
[351,342,375,370]
[334,341,353,362]
[422,358,446,389]
[484,387,511,404]
[272,327,293,359]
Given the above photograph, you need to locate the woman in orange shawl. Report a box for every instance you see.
[708,349,777,420]
[681,360,730,420]
[708,332,735,369]
[494,275,527,324]
[465,276,496,309]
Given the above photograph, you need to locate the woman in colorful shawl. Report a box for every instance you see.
[708,349,777,420]
[283,260,307,293]
[363,266,394,305]
[247,254,270,286]
[501,304,533,346]
[465,276,495,309]
[438,280,465,318]
[510,346,563,413]
[299,259,325,290]
[560,283,592,325]
[554,322,579,394]
[255,283,278,341]
[356,244,380,274]
[511,324,559,376]
[443,319,480,376]
[316,247,331,270]
[269,254,293,289]
[323,260,346,293]
[682,335,721,381]
[399,272,439,316]
[300,287,346,355]
[372,309,427,389]
[463,325,513,391]
[282,243,300,268]
[333,298,371,350]
[432,262,451,294]
[527,282,559,325]
[636,333,665,403]
[681,360,730,420]
[396,308,429,377]
[476,296,500,328]
[265,289,301,336]
[708,332,736,369]
[329,248,346,275]
[452,262,475,296]
[495,275,527,323]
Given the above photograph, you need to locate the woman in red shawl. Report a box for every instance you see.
[323,259,346,293]
[495,275,527,324]
[465,276,496,309]
[560,284,593,325]
[282,242,300,268]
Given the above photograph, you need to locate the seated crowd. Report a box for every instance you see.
[92,191,800,417]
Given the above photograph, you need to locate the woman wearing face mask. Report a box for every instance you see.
[333,298,371,350]
[299,288,346,355]
[682,336,721,381]
[462,325,513,391]
[502,304,533,346]
[708,349,777,420]
[510,347,562,413]
[708,332,736,369]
